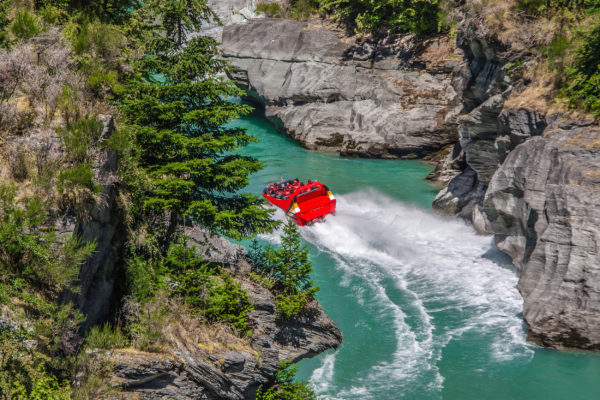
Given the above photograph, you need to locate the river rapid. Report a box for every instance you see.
[232,112,600,400]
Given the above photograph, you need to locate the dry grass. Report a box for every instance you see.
[585,170,600,178]
[504,65,564,113]
[125,294,257,359]
[565,132,600,149]
[463,0,559,53]
[418,37,461,67]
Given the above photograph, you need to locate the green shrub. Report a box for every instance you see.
[87,68,124,96]
[289,0,316,20]
[256,363,317,400]
[205,273,254,333]
[85,322,129,350]
[125,256,155,303]
[57,163,101,194]
[10,9,42,41]
[256,3,283,18]
[275,291,312,321]
[71,350,119,400]
[164,240,254,333]
[60,117,103,163]
[259,221,317,294]
[38,5,66,24]
[250,221,319,320]
[0,184,95,289]
[563,21,600,117]
[0,186,93,396]
[321,0,441,34]
[10,368,71,400]
[249,271,275,290]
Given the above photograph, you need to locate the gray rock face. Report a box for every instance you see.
[436,102,547,219]
[432,167,485,220]
[201,0,259,41]
[480,125,600,349]
[432,33,509,218]
[110,232,342,399]
[220,19,464,159]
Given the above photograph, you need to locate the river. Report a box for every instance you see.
[232,112,600,400]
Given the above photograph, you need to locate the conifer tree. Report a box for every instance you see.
[120,1,277,240]
[144,0,217,47]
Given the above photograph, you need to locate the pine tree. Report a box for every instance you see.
[144,0,217,47]
[119,1,277,240]
[266,221,315,293]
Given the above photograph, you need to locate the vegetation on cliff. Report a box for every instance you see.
[250,221,320,320]
[0,0,320,398]
[320,0,441,34]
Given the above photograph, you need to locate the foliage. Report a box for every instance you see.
[60,117,103,162]
[256,363,317,400]
[57,163,101,194]
[563,21,600,117]
[256,3,283,18]
[274,290,313,321]
[85,322,129,350]
[250,222,319,319]
[320,0,441,35]
[125,256,156,303]
[165,240,254,332]
[124,296,171,352]
[34,0,141,23]
[0,0,10,47]
[124,237,254,333]
[205,273,254,333]
[65,18,128,99]
[289,0,318,20]
[0,185,94,398]
[10,8,42,42]
[70,350,119,400]
[10,369,71,400]
[119,4,278,241]
[256,222,316,294]
[0,184,95,290]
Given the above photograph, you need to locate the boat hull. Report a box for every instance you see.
[263,180,336,226]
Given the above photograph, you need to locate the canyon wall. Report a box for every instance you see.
[221,18,465,162]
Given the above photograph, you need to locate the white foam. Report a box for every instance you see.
[301,190,531,399]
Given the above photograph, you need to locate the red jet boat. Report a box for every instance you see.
[263,179,336,226]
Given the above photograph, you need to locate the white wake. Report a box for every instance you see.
[292,190,532,399]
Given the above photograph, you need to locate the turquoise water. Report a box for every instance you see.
[233,113,600,400]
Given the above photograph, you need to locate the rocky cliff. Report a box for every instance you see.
[109,227,342,399]
[480,122,600,349]
[220,18,465,162]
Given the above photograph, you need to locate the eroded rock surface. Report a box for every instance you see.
[220,19,464,159]
[480,124,600,349]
